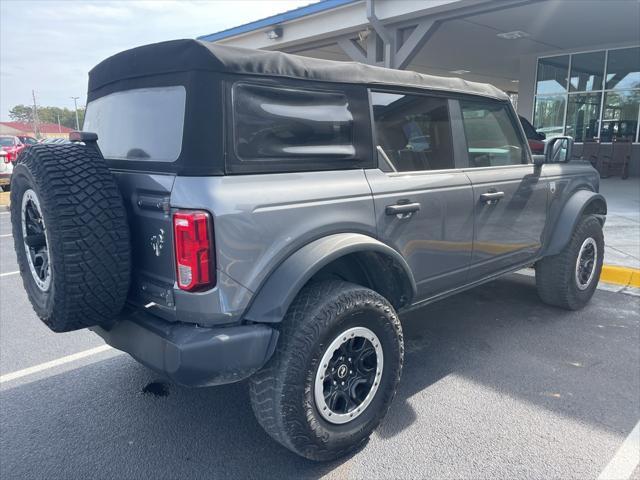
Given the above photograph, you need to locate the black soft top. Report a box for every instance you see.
[89,39,508,100]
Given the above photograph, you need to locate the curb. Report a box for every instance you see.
[600,265,640,289]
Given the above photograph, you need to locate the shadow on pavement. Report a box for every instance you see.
[381,274,639,439]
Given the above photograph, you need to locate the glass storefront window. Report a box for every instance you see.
[533,95,566,138]
[535,47,640,143]
[600,90,640,142]
[605,47,640,90]
[565,93,602,142]
[570,51,605,92]
[536,56,569,95]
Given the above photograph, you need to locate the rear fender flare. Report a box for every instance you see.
[243,233,416,324]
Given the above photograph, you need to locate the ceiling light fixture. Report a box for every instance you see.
[266,26,283,40]
[497,30,530,40]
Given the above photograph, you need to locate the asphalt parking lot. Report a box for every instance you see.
[0,209,639,479]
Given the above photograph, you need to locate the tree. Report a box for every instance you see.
[8,104,86,129]
[8,105,34,123]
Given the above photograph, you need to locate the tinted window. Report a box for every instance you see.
[0,137,15,147]
[533,95,567,139]
[570,51,605,92]
[83,86,186,162]
[606,47,640,90]
[233,83,354,161]
[460,101,526,167]
[565,92,601,142]
[601,90,640,142]
[372,91,453,172]
[18,136,38,145]
[536,56,569,95]
[518,116,538,138]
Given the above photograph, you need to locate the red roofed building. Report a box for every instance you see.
[0,121,74,139]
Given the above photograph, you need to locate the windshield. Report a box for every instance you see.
[83,86,186,162]
[18,136,38,145]
[0,137,15,147]
[518,116,538,138]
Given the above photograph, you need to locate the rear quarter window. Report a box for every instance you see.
[229,82,370,173]
[83,86,186,162]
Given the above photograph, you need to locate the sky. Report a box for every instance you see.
[0,0,315,120]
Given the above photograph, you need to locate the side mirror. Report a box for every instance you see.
[544,136,573,164]
[538,132,546,140]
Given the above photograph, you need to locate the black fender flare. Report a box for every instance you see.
[243,233,417,324]
[543,190,607,256]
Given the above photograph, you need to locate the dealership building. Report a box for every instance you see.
[199,0,640,175]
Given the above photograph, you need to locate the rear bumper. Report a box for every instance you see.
[92,308,278,387]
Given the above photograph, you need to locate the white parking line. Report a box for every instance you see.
[0,345,114,384]
[0,211,9,215]
[598,420,640,480]
[0,270,19,277]
[0,233,12,237]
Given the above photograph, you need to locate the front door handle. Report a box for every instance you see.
[479,191,505,205]
[385,202,421,216]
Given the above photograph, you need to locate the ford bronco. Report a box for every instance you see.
[10,40,606,461]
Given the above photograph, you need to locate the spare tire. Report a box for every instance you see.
[10,143,131,332]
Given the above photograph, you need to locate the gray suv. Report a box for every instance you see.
[10,40,606,461]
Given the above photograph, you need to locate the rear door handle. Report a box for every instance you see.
[479,191,505,205]
[385,202,421,216]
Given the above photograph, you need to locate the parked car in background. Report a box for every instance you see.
[0,135,26,164]
[519,115,546,154]
[0,150,13,191]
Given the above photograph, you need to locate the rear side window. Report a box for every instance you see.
[83,86,186,162]
[460,100,526,167]
[233,83,355,161]
[372,91,454,172]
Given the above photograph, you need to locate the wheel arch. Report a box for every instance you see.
[243,233,416,324]
[543,190,607,257]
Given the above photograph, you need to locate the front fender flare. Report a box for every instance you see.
[243,233,416,324]
[544,190,607,256]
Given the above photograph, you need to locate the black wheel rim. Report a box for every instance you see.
[575,237,597,290]
[21,189,51,291]
[314,326,383,424]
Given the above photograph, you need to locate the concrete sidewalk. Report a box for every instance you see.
[600,178,640,270]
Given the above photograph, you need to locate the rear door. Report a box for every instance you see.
[365,90,474,300]
[111,172,176,309]
[456,98,549,280]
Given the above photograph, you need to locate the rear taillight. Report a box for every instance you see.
[173,210,215,291]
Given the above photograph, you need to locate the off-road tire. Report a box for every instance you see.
[249,280,403,461]
[536,214,604,310]
[10,144,130,332]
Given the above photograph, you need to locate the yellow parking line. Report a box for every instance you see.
[600,265,640,288]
